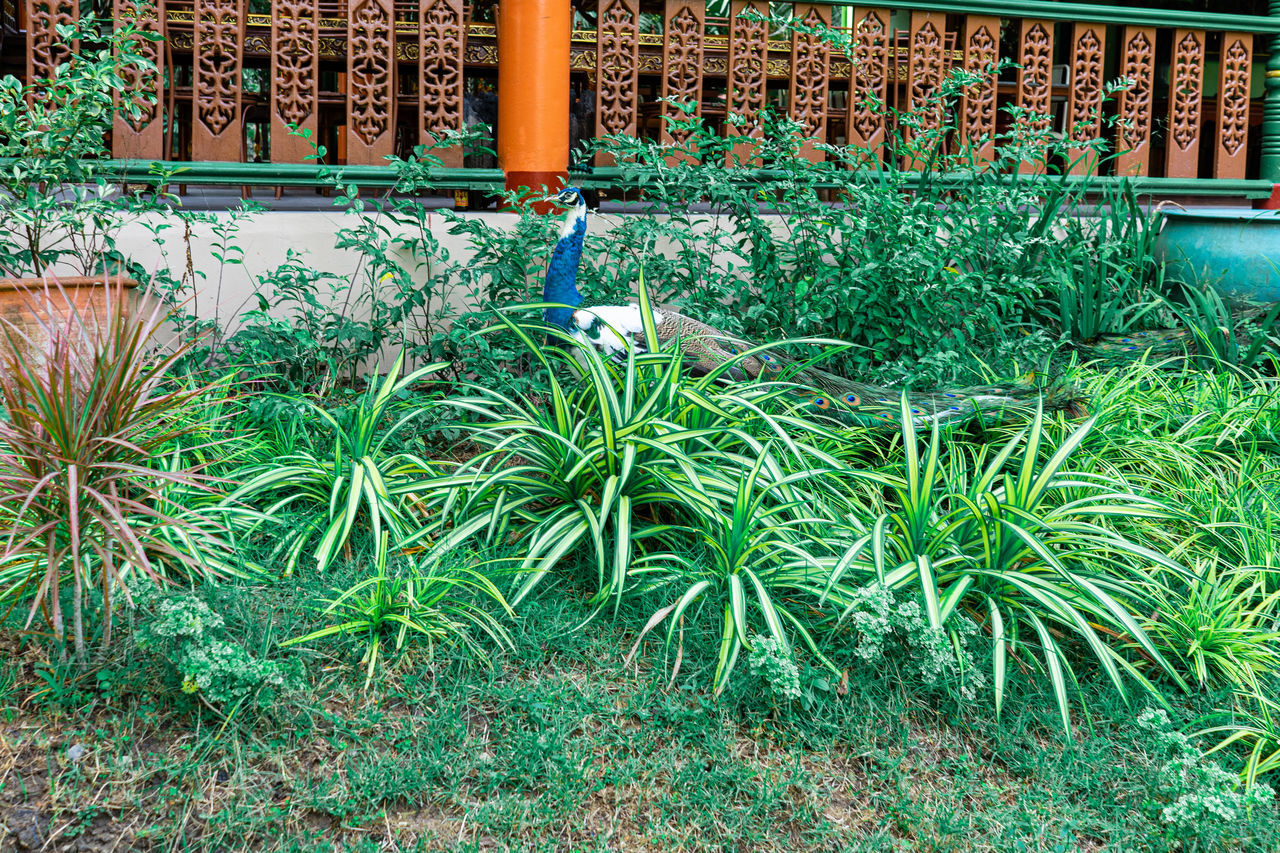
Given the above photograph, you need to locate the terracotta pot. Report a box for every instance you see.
[0,275,139,363]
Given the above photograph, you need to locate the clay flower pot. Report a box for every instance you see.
[0,275,140,365]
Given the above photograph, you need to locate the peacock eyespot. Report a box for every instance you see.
[813,397,830,409]
[844,394,860,405]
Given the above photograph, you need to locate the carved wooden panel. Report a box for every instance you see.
[193,0,244,161]
[660,0,704,148]
[346,0,395,165]
[1014,19,1053,173]
[848,7,890,154]
[1214,33,1253,180]
[788,3,829,162]
[270,0,319,164]
[904,11,946,167]
[24,0,77,84]
[1064,23,1105,175]
[594,0,639,165]
[420,0,464,166]
[725,0,767,164]
[960,15,999,162]
[112,0,165,160]
[1166,29,1205,179]
[1015,19,1053,130]
[1115,26,1156,176]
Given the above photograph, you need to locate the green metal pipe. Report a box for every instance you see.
[809,0,1280,33]
[580,167,1274,198]
[5,159,508,190]
[3,159,1269,198]
[1262,0,1280,185]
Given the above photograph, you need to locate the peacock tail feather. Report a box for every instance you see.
[1074,327,1195,366]
[571,300,1083,428]
[540,186,1084,430]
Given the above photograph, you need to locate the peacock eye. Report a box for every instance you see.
[844,394,860,405]
[813,397,830,409]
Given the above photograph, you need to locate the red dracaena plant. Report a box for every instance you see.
[0,277,223,662]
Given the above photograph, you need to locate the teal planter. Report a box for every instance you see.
[1155,207,1280,302]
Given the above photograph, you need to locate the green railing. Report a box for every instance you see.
[10,0,1280,196]
[56,160,1274,200]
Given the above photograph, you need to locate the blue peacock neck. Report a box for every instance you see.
[543,198,587,331]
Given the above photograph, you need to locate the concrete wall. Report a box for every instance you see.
[115,210,515,333]
[105,207,758,339]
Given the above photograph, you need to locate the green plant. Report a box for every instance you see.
[134,590,287,711]
[747,634,802,705]
[1042,183,1165,345]
[1140,707,1276,844]
[1165,284,1280,372]
[588,64,1143,386]
[225,353,446,575]
[1139,561,1280,692]
[284,534,512,688]
[624,443,845,694]
[838,581,985,699]
[828,396,1187,733]
[409,292,847,616]
[0,281,234,662]
[0,13,170,277]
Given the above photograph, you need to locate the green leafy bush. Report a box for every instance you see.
[135,590,286,710]
[226,353,446,575]
[829,397,1185,732]
[284,534,512,688]
[1140,707,1275,845]
[0,13,171,278]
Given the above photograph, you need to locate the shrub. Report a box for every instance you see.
[225,353,447,575]
[828,396,1187,733]
[0,280,235,662]
[134,590,287,711]
[284,534,512,688]
[0,12,171,278]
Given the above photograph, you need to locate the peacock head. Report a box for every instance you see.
[542,186,588,331]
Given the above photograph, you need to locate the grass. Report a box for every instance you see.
[4,357,1280,851]
[3,592,1276,853]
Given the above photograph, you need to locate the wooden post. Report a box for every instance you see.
[498,0,570,199]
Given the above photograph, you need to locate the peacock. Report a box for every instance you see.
[538,186,1078,428]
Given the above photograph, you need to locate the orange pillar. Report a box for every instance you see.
[497,0,570,200]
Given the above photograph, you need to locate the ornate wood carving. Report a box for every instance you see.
[725,0,767,164]
[346,0,395,165]
[594,0,639,165]
[24,0,77,83]
[848,7,889,154]
[1166,29,1205,179]
[193,0,244,161]
[904,11,945,167]
[960,15,999,162]
[1214,33,1252,180]
[1015,19,1053,173]
[1064,23,1105,175]
[788,3,829,162]
[660,0,704,148]
[1015,19,1053,130]
[112,0,165,159]
[270,0,319,163]
[1115,26,1155,177]
[420,0,464,166]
